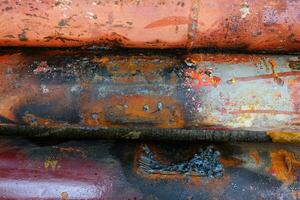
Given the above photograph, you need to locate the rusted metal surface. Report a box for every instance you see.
[0,0,299,51]
[0,136,299,199]
[0,50,300,140]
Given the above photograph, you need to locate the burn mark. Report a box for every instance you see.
[58,19,68,27]
[289,60,300,70]
[16,102,81,125]
[57,15,76,27]
[44,35,80,43]
[0,115,17,125]
[28,56,104,83]
[99,32,130,48]
[138,145,224,178]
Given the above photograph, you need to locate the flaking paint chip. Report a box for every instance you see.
[240,3,250,19]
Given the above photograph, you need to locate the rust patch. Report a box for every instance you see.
[0,96,24,122]
[185,68,221,89]
[289,60,300,70]
[93,56,110,65]
[82,94,185,128]
[220,157,243,168]
[227,59,300,85]
[61,192,68,200]
[93,55,179,83]
[103,55,177,74]
[0,53,20,63]
[269,150,300,184]
[57,147,87,158]
[269,59,284,86]
[267,132,300,143]
[22,113,69,128]
[185,54,262,64]
[249,150,261,166]
[18,29,28,42]
[227,71,300,83]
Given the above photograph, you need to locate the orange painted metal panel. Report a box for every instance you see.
[0,0,299,51]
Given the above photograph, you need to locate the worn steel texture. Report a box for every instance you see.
[0,136,299,199]
[0,50,300,141]
[0,0,299,51]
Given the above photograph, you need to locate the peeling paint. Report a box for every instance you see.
[240,2,250,19]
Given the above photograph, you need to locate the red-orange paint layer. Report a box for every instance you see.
[0,0,299,51]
